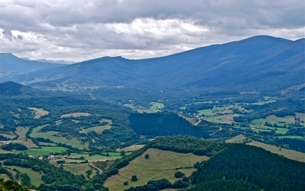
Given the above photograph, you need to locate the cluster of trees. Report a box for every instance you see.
[190,144,305,191]
[2,143,27,151]
[275,138,305,152]
[0,179,28,191]
[0,153,91,190]
[148,136,226,156]
[234,99,305,123]
[129,113,216,138]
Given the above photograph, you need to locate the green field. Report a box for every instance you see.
[4,165,43,187]
[67,152,124,162]
[197,106,233,117]
[80,119,112,134]
[137,102,165,113]
[63,163,97,179]
[278,136,304,139]
[16,146,68,157]
[14,127,38,148]
[31,126,89,149]
[104,148,209,191]
[252,115,295,127]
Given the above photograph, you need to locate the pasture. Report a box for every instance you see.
[104,148,209,191]
[28,107,49,119]
[63,163,97,179]
[31,126,89,149]
[247,140,305,162]
[252,115,295,127]
[67,152,126,162]
[80,119,112,134]
[3,165,43,187]
[14,126,37,148]
[16,146,68,157]
[61,112,91,118]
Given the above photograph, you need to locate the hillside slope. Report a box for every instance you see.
[4,36,305,94]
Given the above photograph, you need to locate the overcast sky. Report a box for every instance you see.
[0,0,304,62]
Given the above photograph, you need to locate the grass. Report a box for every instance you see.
[31,126,89,149]
[225,134,247,143]
[137,102,165,113]
[28,107,49,119]
[67,152,127,162]
[61,112,91,118]
[3,165,43,187]
[252,115,295,127]
[247,140,305,162]
[278,136,304,139]
[104,148,209,191]
[0,149,12,154]
[179,115,198,125]
[0,133,17,139]
[16,146,68,157]
[80,119,112,134]
[0,174,11,181]
[14,127,37,149]
[205,114,238,124]
[296,112,305,126]
[149,102,165,110]
[63,163,97,179]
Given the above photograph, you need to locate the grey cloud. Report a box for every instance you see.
[0,0,304,61]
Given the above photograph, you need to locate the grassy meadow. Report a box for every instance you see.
[28,107,49,119]
[104,148,208,191]
[3,165,43,187]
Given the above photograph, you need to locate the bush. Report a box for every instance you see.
[124,181,129,186]
[131,175,138,181]
[144,154,149,159]
[174,171,185,178]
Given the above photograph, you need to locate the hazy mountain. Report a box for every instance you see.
[3,36,305,95]
[0,53,62,82]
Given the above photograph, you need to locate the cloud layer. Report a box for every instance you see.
[0,0,304,61]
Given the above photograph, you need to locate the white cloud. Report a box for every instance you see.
[0,0,304,61]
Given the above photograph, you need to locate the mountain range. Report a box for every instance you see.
[1,35,304,96]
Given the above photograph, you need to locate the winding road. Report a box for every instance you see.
[5,168,16,181]
[89,163,103,174]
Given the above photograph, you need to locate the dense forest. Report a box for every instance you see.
[129,113,217,138]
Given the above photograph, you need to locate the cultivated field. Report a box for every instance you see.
[104,148,209,191]
[28,107,49,119]
[61,112,91,118]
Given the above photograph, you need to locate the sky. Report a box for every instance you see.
[0,0,304,62]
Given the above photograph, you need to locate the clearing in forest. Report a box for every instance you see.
[104,148,208,191]
[80,119,112,134]
[28,107,49,119]
[61,112,91,118]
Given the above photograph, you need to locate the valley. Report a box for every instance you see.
[0,36,304,190]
